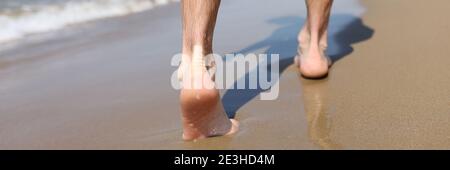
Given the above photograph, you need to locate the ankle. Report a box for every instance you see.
[182,42,213,56]
[307,41,320,52]
[183,45,213,67]
[319,41,328,50]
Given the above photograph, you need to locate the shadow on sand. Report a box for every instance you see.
[222,14,374,118]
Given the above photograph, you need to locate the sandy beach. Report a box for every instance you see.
[0,0,449,149]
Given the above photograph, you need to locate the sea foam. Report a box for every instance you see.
[0,0,179,44]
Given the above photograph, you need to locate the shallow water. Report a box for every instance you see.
[0,0,178,44]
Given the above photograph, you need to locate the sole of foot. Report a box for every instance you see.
[180,84,239,141]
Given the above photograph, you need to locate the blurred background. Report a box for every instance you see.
[0,0,178,45]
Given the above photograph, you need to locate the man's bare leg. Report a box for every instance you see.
[297,0,333,78]
[180,0,238,141]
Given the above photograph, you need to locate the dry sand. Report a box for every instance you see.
[0,0,449,149]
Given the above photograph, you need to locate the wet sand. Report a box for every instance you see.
[1,0,450,149]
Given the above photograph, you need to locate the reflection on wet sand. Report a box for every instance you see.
[300,77,341,149]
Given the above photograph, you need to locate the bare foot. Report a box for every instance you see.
[297,46,330,79]
[296,25,331,79]
[180,87,239,141]
[179,51,239,141]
